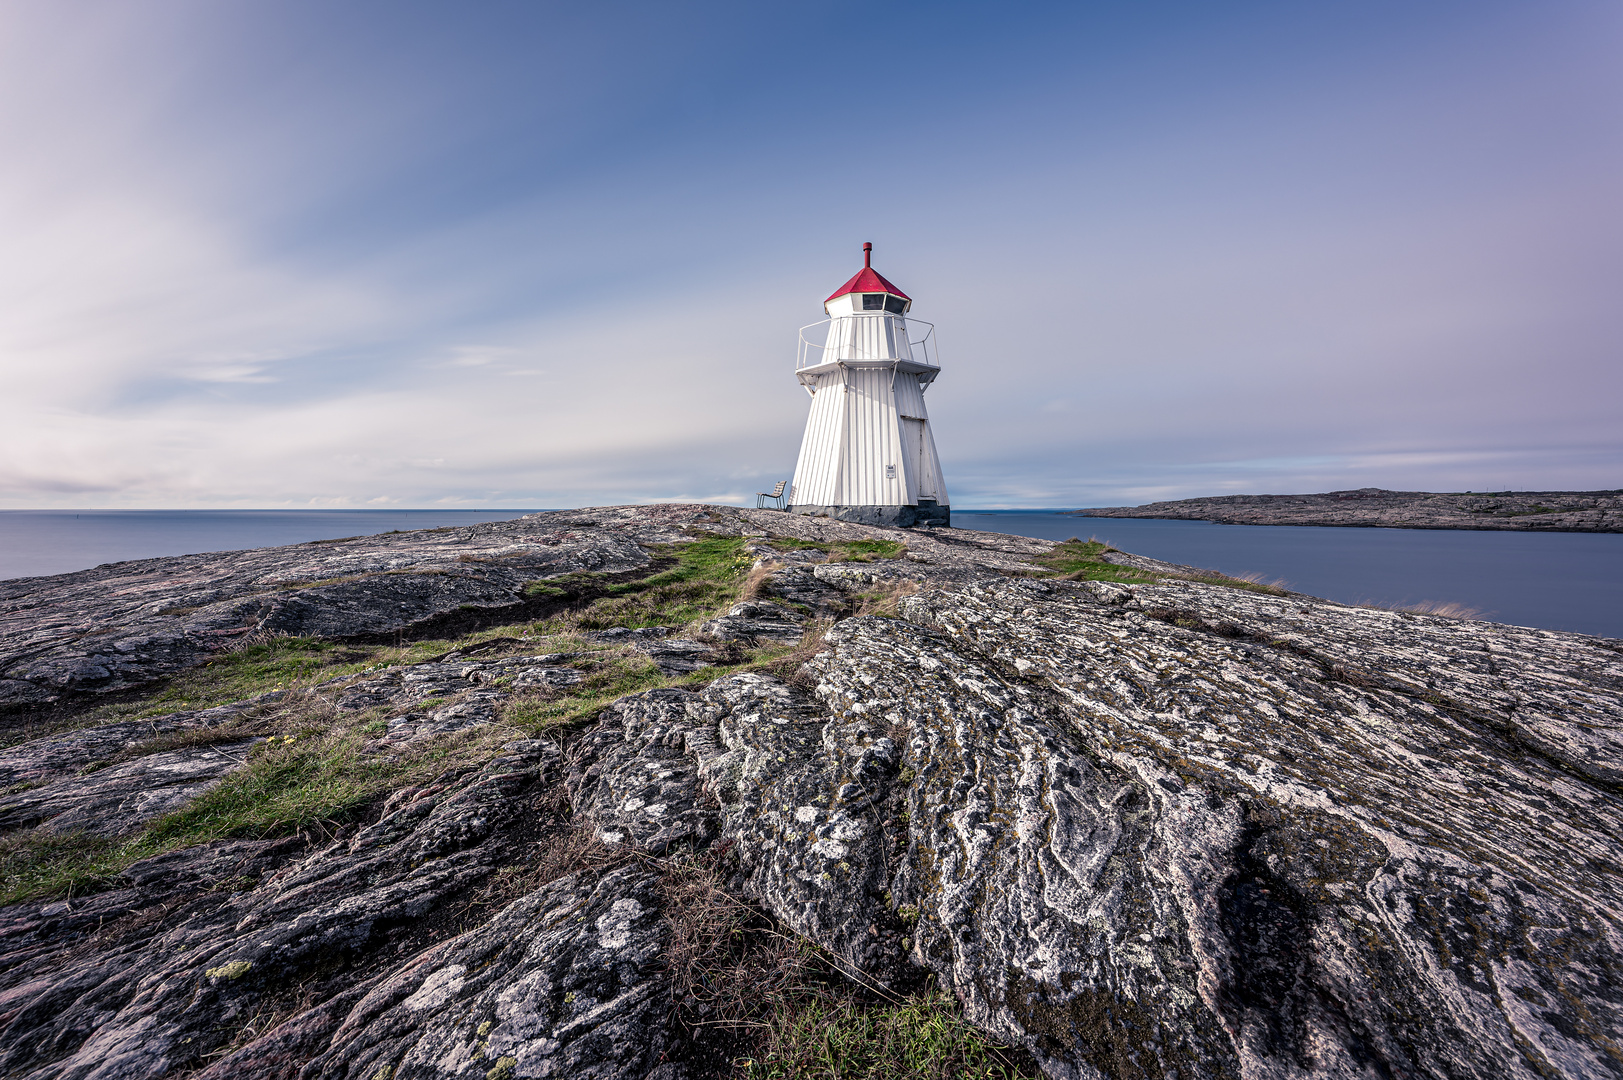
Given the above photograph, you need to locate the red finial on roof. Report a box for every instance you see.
[825,243,910,304]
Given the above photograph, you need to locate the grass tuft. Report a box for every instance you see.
[1028,539,1159,585]
[1029,538,1290,595]
[739,989,1034,1080]
[523,537,752,632]
[501,651,668,733]
[1360,599,1483,619]
[855,581,920,619]
[0,829,129,906]
[654,845,1036,1080]
[825,539,907,563]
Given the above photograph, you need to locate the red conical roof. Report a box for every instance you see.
[825,242,910,303]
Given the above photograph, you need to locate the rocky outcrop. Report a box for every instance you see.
[570,577,1623,1079]
[0,504,1052,709]
[0,506,692,708]
[1081,487,1623,531]
[0,505,1619,1079]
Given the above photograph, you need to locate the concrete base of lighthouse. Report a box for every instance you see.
[788,500,949,528]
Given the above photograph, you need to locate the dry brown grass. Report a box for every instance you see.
[752,619,836,686]
[660,846,815,1028]
[1361,599,1484,619]
[1168,570,1290,596]
[657,846,1038,1078]
[1228,570,1291,591]
[856,580,920,618]
[529,822,636,886]
[739,562,786,602]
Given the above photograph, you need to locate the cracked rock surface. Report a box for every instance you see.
[0,504,1618,1079]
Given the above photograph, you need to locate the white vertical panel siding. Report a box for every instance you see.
[840,367,908,506]
[898,416,922,504]
[791,369,847,505]
[841,368,871,504]
[891,318,914,363]
[892,373,946,502]
[921,421,948,504]
[823,314,911,363]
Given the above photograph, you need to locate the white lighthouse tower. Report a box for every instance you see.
[788,243,949,527]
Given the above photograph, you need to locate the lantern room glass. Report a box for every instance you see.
[860,293,908,314]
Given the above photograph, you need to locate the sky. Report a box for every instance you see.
[2,0,1619,510]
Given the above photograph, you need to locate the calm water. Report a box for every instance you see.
[954,510,1623,639]
[4,508,1618,640]
[0,510,544,581]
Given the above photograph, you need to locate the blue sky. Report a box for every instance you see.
[2,0,1619,508]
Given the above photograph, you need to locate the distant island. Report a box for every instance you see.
[1077,486,1623,532]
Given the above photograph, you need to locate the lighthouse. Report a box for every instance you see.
[788,243,949,527]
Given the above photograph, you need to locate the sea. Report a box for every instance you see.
[0,510,546,581]
[2,508,1619,640]
[955,510,1623,640]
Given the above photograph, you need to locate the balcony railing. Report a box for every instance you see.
[796,318,939,372]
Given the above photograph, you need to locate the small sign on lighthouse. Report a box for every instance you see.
[788,243,950,527]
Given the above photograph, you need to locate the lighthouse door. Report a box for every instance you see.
[901,417,935,501]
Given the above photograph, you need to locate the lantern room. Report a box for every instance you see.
[823,242,913,316]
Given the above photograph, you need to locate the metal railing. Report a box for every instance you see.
[796,317,938,372]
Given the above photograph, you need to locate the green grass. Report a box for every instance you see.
[141,722,490,849]
[526,536,753,631]
[0,696,517,904]
[1030,539,1288,595]
[1028,539,1161,585]
[765,537,907,563]
[0,830,130,905]
[104,636,442,722]
[827,539,907,563]
[739,989,1034,1080]
[501,651,669,731]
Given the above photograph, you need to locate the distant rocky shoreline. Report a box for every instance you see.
[1078,486,1623,531]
